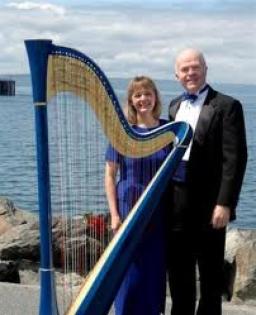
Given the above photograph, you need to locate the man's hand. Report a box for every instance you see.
[211,205,231,229]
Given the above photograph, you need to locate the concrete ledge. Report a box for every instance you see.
[0,282,255,315]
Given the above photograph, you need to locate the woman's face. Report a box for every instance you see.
[131,87,156,116]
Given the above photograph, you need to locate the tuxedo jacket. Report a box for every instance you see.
[169,86,247,223]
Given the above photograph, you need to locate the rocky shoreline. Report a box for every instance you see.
[0,197,255,306]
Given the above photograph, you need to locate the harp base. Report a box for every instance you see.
[39,268,59,315]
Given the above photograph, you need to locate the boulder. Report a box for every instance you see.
[0,198,35,235]
[0,261,20,283]
[0,197,39,261]
[225,228,256,302]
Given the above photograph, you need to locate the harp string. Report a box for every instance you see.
[47,53,114,313]
[47,55,166,313]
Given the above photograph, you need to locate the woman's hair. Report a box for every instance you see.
[124,76,162,124]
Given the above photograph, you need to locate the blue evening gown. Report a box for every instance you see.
[105,119,170,315]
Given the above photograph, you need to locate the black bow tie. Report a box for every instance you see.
[182,84,209,103]
[182,93,198,103]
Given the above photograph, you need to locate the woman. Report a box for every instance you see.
[105,76,170,315]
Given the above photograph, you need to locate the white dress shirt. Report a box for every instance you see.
[175,87,208,161]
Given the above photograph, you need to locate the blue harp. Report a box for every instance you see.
[25,40,192,315]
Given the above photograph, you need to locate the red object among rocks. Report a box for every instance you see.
[86,214,107,238]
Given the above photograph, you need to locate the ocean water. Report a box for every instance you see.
[0,74,255,229]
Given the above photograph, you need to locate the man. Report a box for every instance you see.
[166,48,247,315]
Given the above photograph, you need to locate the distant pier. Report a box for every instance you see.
[0,80,15,96]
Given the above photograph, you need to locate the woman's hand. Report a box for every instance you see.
[105,161,121,233]
[111,214,122,233]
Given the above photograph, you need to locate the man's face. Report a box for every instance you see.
[175,52,207,93]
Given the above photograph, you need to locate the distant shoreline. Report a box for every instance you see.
[1,73,256,89]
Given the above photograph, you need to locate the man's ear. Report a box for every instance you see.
[175,73,179,80]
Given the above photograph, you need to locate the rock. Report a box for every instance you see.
[225,228,256,302]
[18,260,39,285]
[225,228,256,262]
[0,198,39,261]
[0,223,40,261]
[0,198,16,216]
[0,261,20,283]
[234,240,256,301]
[55,271,84,288]
[0,198,26,235]
[0,198,35,232]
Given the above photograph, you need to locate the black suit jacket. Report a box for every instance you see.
[169,86,247,223]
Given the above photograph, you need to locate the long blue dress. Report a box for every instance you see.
[105,119,170,315]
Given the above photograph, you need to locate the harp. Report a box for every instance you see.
[25,39,192,315]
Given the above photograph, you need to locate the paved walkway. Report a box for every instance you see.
[0,282,255,315]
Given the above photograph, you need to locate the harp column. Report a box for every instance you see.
[25,40,59,315]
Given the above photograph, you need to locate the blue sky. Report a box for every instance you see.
[0,0,255,84]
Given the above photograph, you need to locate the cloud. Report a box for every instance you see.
[7,1,66,15]
[0,2,255,84]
